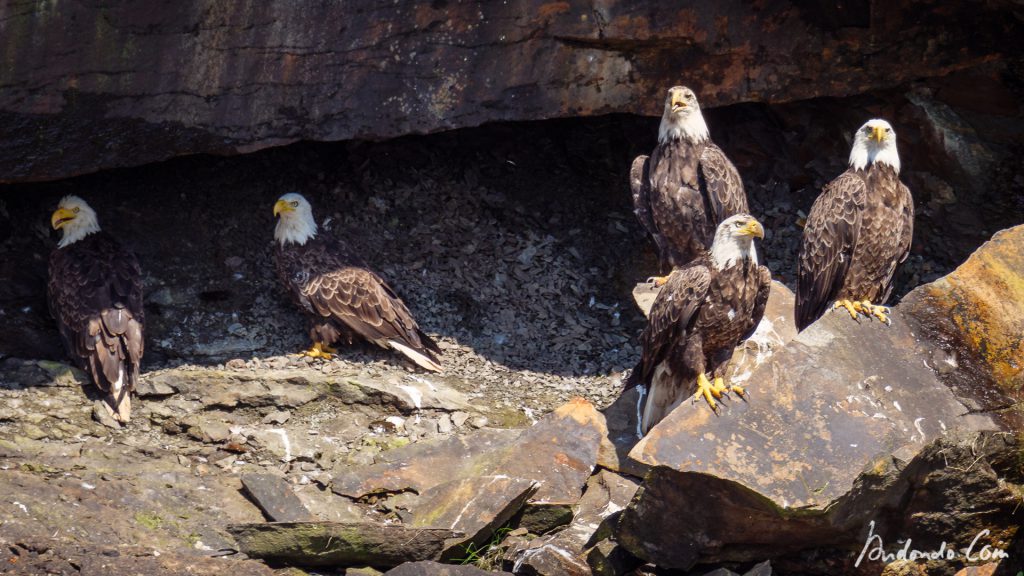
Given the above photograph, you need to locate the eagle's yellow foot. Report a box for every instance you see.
[297,342,334,360]
[856,300,891,325]
[832,299,860,321]
[716,376,746,399]
[646,275,670,287]
[695,373,727,411]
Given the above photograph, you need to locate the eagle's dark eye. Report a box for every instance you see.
[886,127,893,133]
[291,201,299,207]
[72,207,80,213]
[734,221,743,228]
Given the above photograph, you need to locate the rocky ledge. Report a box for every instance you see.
[1,226,1022,575]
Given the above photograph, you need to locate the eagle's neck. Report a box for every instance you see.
[658,111,710,145]
[710,237,757,271]
[275,214,318,246]
[849,140,901,174]
[58,221,101,248]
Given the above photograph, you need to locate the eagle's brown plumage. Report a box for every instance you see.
[631,86,748,270]
[796,120,914,331]
[273,193,441,371]
[48,198,144,423]
[628,215,771,434]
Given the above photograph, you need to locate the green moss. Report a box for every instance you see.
[134,511,164,530]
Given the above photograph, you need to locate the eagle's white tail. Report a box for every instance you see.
[388,340,442,372]
[640,363,671,435]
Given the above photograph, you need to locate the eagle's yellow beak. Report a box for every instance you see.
[51,208,76,230]
[870,125,886,142]
[670,93,687,110]
[273,199,293,217]
[740,219,765,239]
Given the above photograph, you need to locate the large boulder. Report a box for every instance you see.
[616,225,1024,574]
[2,0,1021,182]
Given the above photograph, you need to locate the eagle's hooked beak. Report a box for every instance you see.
[740,219,765,239]
[51,208,76,230]
[273,199,293,217]
[671,93,687,111]
[870,125,886,142]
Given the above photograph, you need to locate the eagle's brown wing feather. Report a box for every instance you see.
[630,261,711,387]
[699,143,749,224]
[285,241,442,370]
[743,266,773,341]
[880,181,915,302]
[630,154,664,252]
[796,171,865,331]
[48,234,144,422]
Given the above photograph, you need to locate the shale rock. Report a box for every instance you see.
[385,561,513,575]
[240,473,315,522]
[509,470,639,576]
[334,398,606,531]
[2,1,1021,182]
[617,227,1024,572]
[899,224,1024,404]
[227,522,459,568]
[410,476,539,560]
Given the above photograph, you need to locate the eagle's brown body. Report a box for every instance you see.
[275,234,441,370]
[632,139,748,269]
[629,251,771,433]
[48,232,144,422]
[796,164,914,330]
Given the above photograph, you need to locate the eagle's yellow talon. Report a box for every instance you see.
[298,342,334,360]
[730,383,746,398]
[832,299,859,320]
[859,300,891,325]
[647,275,670,287]
[695,373,719,411]
[712,376,728,398]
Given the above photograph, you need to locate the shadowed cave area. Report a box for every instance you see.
[2,94,1020,414]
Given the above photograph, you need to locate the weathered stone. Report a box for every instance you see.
[334,398,605,516]
[629,291,999,509]
[586,539,641,576]
[241,473,315,522]
[900,224,1024,403]
[188,421,232,444]
[348,568,386,576]
[3,1,1020,183]
[702,569,741,576]
[510,470,639,576]
[385,561,512,576]
[332,429,520,497]
[250,427,319,463]
[227,522,459,568]
[411,476,538,561]
[953,563,1000,576]
[617,431,1022,572]
[882,560,928,576]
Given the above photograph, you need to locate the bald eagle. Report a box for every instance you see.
[47,196,145,423]
[796,119,914,331]
[628,214,771,434]
[631,86,749,283]
[273,193,442,371]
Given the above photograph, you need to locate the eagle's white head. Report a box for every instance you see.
[710,214,764,270]
[273,192,318,246]
[51,195,101,248]
[658,85,710,145]
[848,119,901,174]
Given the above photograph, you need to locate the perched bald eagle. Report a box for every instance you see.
[47,196,144,423]
[273,193,442,371]
[796,119,914,331]
[628,214,771,434]
[631,86,749,283]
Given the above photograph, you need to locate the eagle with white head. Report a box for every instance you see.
[48,195,145,424]
[627,214,771,434]
[796,119,914,330]
[272,193,442,371]
[631,85,750,284]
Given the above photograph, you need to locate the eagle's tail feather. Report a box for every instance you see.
[388,340,442,372]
